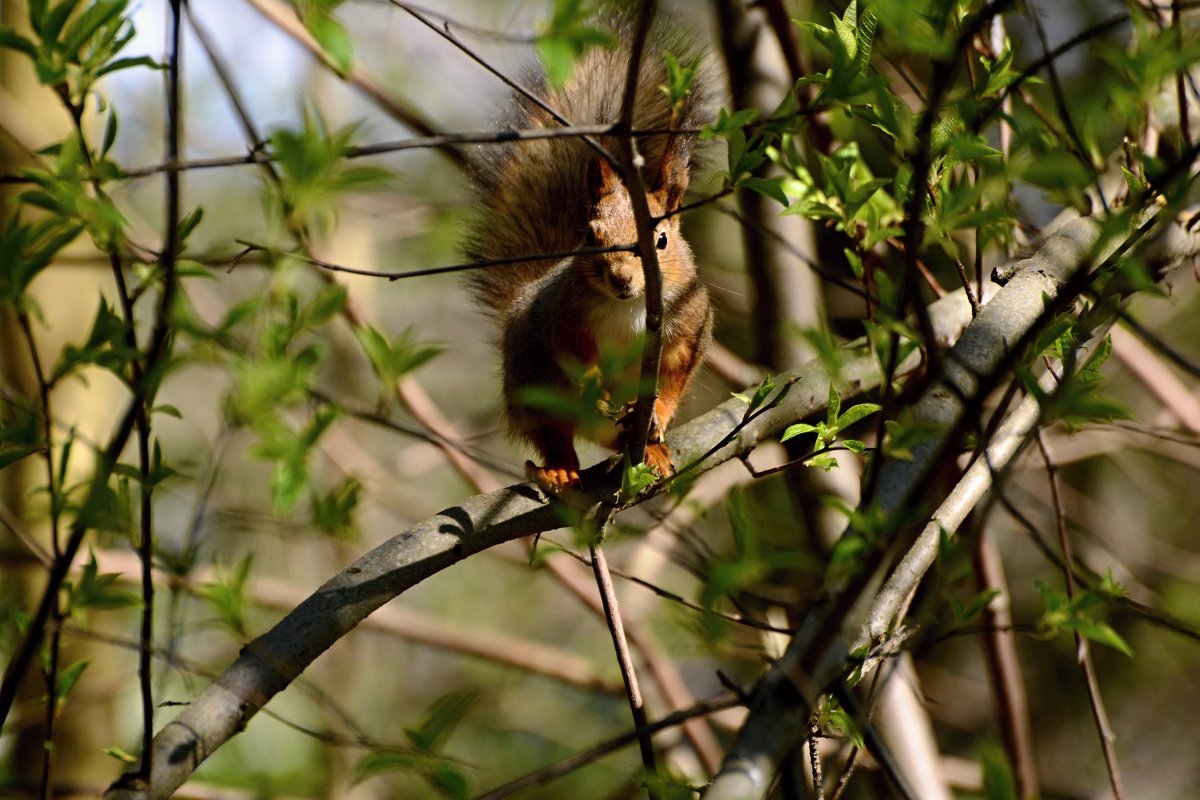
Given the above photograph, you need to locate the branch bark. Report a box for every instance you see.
[108,269,983,800]
[110,208,1200,799]
[702,208,1200,799]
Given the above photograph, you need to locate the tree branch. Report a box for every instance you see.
[702,208,1200,799]
[110,261,987,799]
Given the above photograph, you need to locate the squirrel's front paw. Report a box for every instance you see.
[643,443,675,478]
[525,460,581,494]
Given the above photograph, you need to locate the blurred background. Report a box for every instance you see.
[2,1,1200,798]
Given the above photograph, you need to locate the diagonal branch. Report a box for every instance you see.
[110,206,1200,798]
[702,207,1200,800]
[110,255,987,800]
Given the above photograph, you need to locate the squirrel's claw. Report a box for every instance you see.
[644,442,675,477]
[526,460,581,494]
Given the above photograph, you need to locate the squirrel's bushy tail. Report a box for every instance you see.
[463,11,709,316]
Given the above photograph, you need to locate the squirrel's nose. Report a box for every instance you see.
[609,270,634,295]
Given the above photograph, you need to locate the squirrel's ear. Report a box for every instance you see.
[653,146,690,214]
[586,156,620,205]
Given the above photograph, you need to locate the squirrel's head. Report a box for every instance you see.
[582,153,691,302]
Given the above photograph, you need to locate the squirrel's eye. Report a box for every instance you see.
[656,231,668,250]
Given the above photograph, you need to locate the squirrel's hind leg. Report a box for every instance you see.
[523,425,581,493]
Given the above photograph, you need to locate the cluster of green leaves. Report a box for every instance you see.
[268,106,391,239]
[0,2,161,539]
[1021,321,1129,430]
[197,556,254,637]
[292,0,354,75]
[780,384,881,470]
[1034,573,1133,657]
[535,0,618,87]
[515,337,647,436]
[209,282,359,525]
[352,691,478,799]
[0,0,158,108]
[699,490,819,619]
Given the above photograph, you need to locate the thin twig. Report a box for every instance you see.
[807,712,824,800]
[242,0,468,168]
[1036,432,1125,800]
[475,694,742,800]
[590,543,657,783]
[555,544,796,634]
[1175,1,1192,150]
[234,238,634,281]
[1024,0,1107,212]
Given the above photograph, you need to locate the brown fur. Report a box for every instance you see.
[463,11,714,491]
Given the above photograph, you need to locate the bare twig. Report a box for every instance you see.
[235,238,634,281]
[475,694,742,800]
[1036,433,1125,800]
[591,543,657,781]
[81,549,623,694]
[554,545,796,635]
[241,0,468,168]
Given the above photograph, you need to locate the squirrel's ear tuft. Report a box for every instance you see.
[653,146,691,214]
[586,157,620,206]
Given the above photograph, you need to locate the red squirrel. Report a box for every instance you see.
[465,13,712,493]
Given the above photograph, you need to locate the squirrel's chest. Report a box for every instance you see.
[588,299,647,349]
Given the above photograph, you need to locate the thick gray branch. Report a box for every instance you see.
[703,209,1200,800]
[111,291,980,799]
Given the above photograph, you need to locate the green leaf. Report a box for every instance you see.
[0,27,38,58]
[101,108,118,157]
[818,699,864,749]
[95,54,160,78]
[62,551,141,624]
[952,588,1000,623]
[311,477,362,540]
[979,741,1017,800]
[55,658,90,701]
[52,298,138,385]
[534,0,617,87]
[307,13,353,75]
[700,106,759,140]
[226,346,321,424]
[61,0,126,58]
[268,106,391,237]
[352,751,418,785]
[742,175,789,206]
[428,762,470,800]
[1067,617,1134,658]
[198,556,254,636]
[0,215,84,306]
[732,375,776,418]
[835,402,882,430]
[620,453,659,503]
[780,422,819,443]
[354,324,443,396]
[306,283,347,325]
[662,52,699,109]
[404,690,478,754]
[102,744,138,764]
[826,382,841,427]
[175,259,215,280]
[39,0,82,44]
[177,205,203,246]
